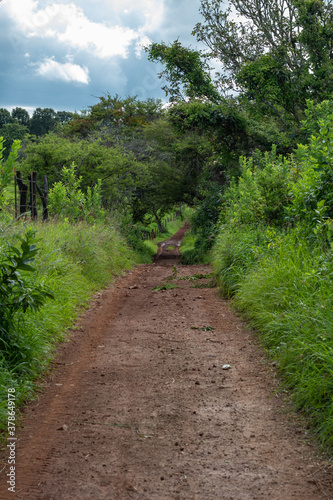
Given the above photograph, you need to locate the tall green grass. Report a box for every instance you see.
[0,217,142,436]
[212,225,270,296]
[213,225,333,452]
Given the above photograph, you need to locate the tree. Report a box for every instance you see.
[145,40,221,103]
[56,111,74,123]
[193,0,333,123]
[19,132,150,210]
[143,115,215,207]
[11,107,30,127]
[0,123,29,159]
[29,108,58,136]
[0,108,13,128]
[88,94,162,132]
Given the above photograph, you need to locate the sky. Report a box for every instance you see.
[0,0,206,114]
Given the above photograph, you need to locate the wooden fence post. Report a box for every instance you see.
[36,174,48,220]
[29,171,37,220]
[16,171,28,216]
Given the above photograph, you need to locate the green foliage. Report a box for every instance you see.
[168,99,245,134]
[213,225,269,297]
[20,132,106,187]
[281,100,333,246]
[89,94,162,129]
[233,231,333,450]
[29,107,58,136]
[64,95,162,141]
[213,99,333,239]
[0,228,54,413]
[48,163,105,222]
[194,0,333,123]
[222,148,292,227]
[167,98,254,166]
[11,107,30,127]
[0,123,27,160]
[0,228,54,346]
[180,184,223,264]
[0,109,12,128]
[20,132,149,210]
[0,138,21,207]
[143,117,214,211]
[212,98,333,453]
[236,50,302,123]
[146,40,221,102]
[0,107,74,142]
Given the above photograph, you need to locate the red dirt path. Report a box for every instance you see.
[1,226,333,499]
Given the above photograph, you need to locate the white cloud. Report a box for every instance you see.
[106,0,165,32]
[36,57,90,84]
[4,1,157,59]
[58,18,138,59]
[135,35,151,58]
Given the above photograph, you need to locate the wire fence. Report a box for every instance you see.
[2,170,185,240]
[14,170,49,220]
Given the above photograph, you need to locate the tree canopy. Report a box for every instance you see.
[145,40,221,103]
[12,0,333,235]
[193,0,333,123]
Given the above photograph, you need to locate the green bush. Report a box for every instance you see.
[48,163,105,222]
[0,137,21,209]
[180,190,221,264]
[222,147,292,227]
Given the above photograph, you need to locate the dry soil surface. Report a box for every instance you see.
[1,226,333,500]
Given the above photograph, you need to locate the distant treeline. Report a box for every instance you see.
[0,107,74,157]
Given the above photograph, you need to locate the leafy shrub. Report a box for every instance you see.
[181,187,222,264]
[48,163,105,222]
[0,137,21,208]
[286,100,333,243]
[0,228,53,363]
[222,146,292,227]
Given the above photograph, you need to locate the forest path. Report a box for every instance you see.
[1,228,333,499]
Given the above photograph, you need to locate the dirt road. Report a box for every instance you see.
[1,227,333,499]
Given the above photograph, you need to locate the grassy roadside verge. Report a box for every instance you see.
[212,224,333,453]
[0,218,145,437]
